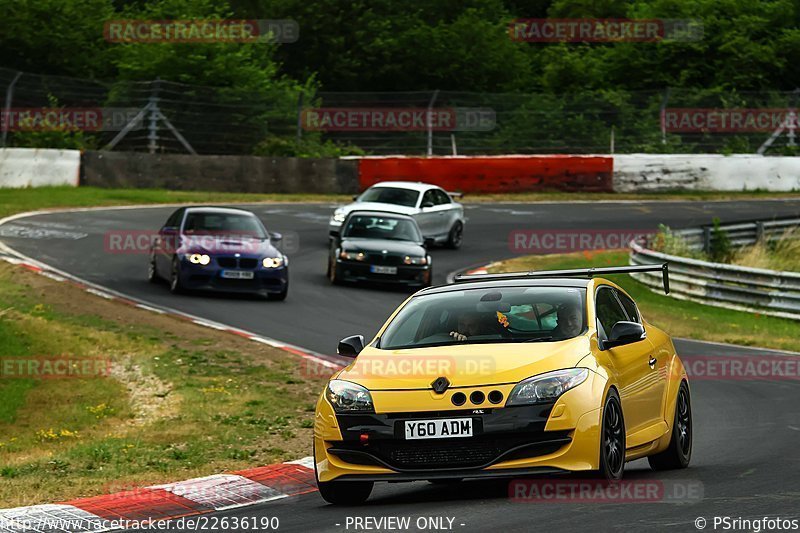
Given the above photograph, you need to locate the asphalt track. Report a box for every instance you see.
[1,199,799,532]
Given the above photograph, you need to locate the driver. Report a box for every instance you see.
[449,311,496,341]
[551,303,583,339]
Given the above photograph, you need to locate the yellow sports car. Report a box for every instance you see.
[313,264,692,505]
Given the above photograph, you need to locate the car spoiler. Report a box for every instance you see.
[453,263,670,294]
[446,190,463,199]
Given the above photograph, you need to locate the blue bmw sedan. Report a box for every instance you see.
[148,207,288,300]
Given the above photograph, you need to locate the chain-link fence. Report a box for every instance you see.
[2,67,798,156]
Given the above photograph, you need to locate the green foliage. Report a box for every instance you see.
[709,217,734,263]
[253,136,365,157]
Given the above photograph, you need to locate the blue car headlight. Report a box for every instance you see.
[262,256,284,268]
[188,253,211,266]
[506,368,589,406]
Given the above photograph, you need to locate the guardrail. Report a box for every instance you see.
[629,219,800,320]
[674,216,800,250]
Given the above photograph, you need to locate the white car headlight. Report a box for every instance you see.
[332,209,347,223]
[326,380,374,413]
[262,256,284,268]
[506,368,589,406]
[188,253,211,265]
[403,255,428,265]
[339,250,366,261]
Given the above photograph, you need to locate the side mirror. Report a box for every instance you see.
[423,237,436,248]
[270,232,283,242]
[337,334,365,357]
[603,321,646,350]
[352,194,360,201]
[421,201,435,209]
[161,226,177,235]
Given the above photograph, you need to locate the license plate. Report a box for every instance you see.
[370,265,397,275]
[405,418,473,440]
[221,270,254,279]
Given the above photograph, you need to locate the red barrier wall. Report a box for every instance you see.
[357,155,614,193]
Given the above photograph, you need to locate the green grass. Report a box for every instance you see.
[0,263,326,507]
[488,251,800,353]
[1,186,798,220]
[0,186,351,219]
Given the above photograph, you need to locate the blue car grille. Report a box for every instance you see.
[216,257,258,269]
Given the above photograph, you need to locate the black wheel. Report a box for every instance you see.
[267,282,288,301]
[328,255,341,285]
[648,381,692,470]
[169,256,184,294]
[595,388,625,481]
[446,221,464,249]
[313,442,372,505]
[147,253,159,283]
[317,479,373,505]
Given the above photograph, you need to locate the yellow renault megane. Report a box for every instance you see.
[313,264,692,505]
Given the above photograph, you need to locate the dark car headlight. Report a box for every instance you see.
[339,250,366,261]
[506,368,589,406]
[326,379,374,413]
[403,255,428,265]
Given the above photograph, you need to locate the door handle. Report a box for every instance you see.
[648,356,657,369]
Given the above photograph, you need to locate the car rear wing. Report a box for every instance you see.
[446,191,463,199]
[454,263,670,294]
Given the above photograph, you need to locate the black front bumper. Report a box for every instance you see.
[336,260,430,286]
[328,404,571,473]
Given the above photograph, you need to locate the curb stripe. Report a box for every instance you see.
[1,459,317,532]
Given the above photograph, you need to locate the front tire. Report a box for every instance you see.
[595,388,625,481]
[169,256,184,294]
[446,221,464,249]
[648,381,692,470]
[148,253,159,283]
[317,479,374,506]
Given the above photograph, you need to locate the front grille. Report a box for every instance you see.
[329,432,570,470]
[216,257,258,269]
[365,253,403,266]
[239,258,258,269]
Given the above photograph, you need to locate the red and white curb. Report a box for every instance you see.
[0,458,316,532]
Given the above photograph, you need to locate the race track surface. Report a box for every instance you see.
[1,199,799,532]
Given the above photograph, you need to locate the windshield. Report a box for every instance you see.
[358,187,419,208]
[343,215,421,242]
[380,286,587,349]
[182,212,267,239]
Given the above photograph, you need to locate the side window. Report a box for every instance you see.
[617,291,640,323]
[165,208,183,228]
[421,190,437,207]
[434,189,451,205]
[595,287,628,338]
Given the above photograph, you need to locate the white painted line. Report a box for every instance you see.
[286,456,315,470]
[85,288,114,300]
[154,474,285,511]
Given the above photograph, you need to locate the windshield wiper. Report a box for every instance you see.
[520,336,555,343]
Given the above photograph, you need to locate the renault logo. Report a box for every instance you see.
[431,377,450,394]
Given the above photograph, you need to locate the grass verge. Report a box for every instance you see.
[487,250,800,353]
[0,262,330,507]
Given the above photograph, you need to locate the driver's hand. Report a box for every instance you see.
[449,331,467,341]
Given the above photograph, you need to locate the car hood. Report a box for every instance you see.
[341,238,425,256]
[179,235,278,257]
[335,336,592,390]
[337,202,418,217]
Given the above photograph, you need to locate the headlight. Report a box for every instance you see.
[262,256,284,268]
[506,368,589,406]
[326,380,374,413]
[188,254,211,265]
[403,255,428,265]
[339,250,366,261]
[332,209,347,223]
